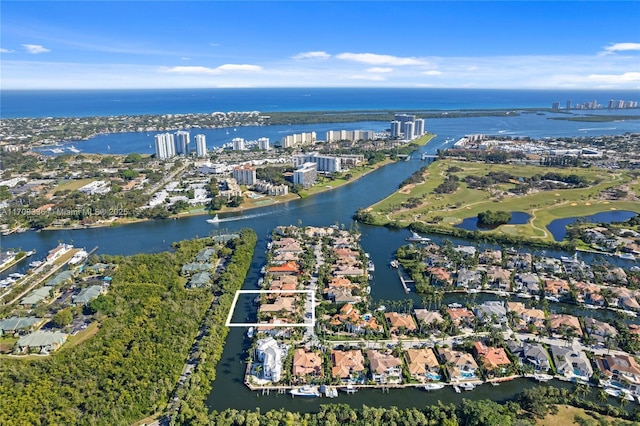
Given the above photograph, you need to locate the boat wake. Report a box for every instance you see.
[210,211,275,224]
[578,127,616,131]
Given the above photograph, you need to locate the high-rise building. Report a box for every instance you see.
[232,137,245,151]
[414,119,425,136]
[552,102,560,111]
[293,153,341,173]
[403,121,415,140]
[390,121,402,139]
[175,130,190,155]
[293,162,318,188]
[232,164,257,185]
[154,133,175,159]
[195,134,207,157]
[281,132,316,148]
[566,100,572,110]
[257,137,270,150]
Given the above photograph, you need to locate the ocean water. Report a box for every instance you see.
[2,88,639,118]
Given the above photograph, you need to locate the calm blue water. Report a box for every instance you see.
[547,210,639,241]
[455,211,531,231]
[2,88,639,118]
[36,111,640,156]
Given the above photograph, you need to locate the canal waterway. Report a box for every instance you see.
[2,113,639,413]
[547,210,639,241]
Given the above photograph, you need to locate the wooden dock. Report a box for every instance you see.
[397,267,415,293]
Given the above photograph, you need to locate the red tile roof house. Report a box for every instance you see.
[404,348,440,382]
[267,261,300,276]
[596,354,640,396]
[384,312,417,335]
[427,267,453,287]
[331,349,366,380]
[548,314,583,337]
[437,348,479,382]
[366,350,403,384]
[543,278,570,297]
[473,341,511,376]
[446,307,475,327]
[292,348,323,380]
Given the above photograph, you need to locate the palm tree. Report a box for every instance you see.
[597,389,608,404]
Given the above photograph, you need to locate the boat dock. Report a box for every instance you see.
[397,267,415,293]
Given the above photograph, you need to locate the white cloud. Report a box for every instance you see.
[586,72,640,84]
[336,52,426,66]
[181,57,190,61]
[292,51,330,60]
[345,73,387,81]
[0,48,14,53]
[366,67,393,73]
[603,42,640,53]
[161,64,263,74]
[22,44,50,54]
[422,70,442,76]
[216,64,263,72]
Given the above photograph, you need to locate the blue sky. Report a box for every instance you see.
[1,1,639,89]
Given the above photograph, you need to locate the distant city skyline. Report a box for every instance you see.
[1,1,639,90]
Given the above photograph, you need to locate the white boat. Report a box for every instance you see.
[605,388,621,398]
[423,383,445,391]
[448,303,462,308]
[533,373,553,382]
[516,292,532,299]
[246,327,254,339]
[67,145,80,153]
[321,385,338,398]
[339,384,357,394]
[366,286,371,294]
[367,261,375,272]
[406,232,430,243]
[544,296,560,303]
[453,385,461,393]
[69,249,88,265]
[459,382,476,391]
[206,214,220,224]
[29,260,43,268]
[376,305,386,311]
[390,260,399,268]
[50,148,64,154]
[8,273,25,279]
[618,253,636,260]
[290,385,320,397]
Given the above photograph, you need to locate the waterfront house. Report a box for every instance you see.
[485,266,511,291]
[548,314,583,337]
[507,342,551,372]
[384,312,417,335]
[292,348,323,378]
[446,307,475,328]
[366,350,403,384]
[259,296,296,316]
[46,243,72,263]
[506,302,545,330]
[330,349,365,380]
[332,265,365,278]
[479,249,502,266]
[549,345,592,380]
[543,278,570,298]
[456,268,482,289]
[584,317,618,344]
[573,281,604,305]
[514,273,540,293]
[454,245,477,258]
[596,354,640,395]
[267,261,300,276]
[428,267,453,287]
[474,301,507,324]
[255,337,285,382]
[534,257,563,275]
[473,341,511,373]
[257,318,291,338]
[612,287,640,311]
[437,348,479,382]
[404,348,440,382]
[413,309,443,331]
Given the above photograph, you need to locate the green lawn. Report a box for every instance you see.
[368,159,639,241]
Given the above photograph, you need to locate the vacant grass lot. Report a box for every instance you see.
[368,159,639,241]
